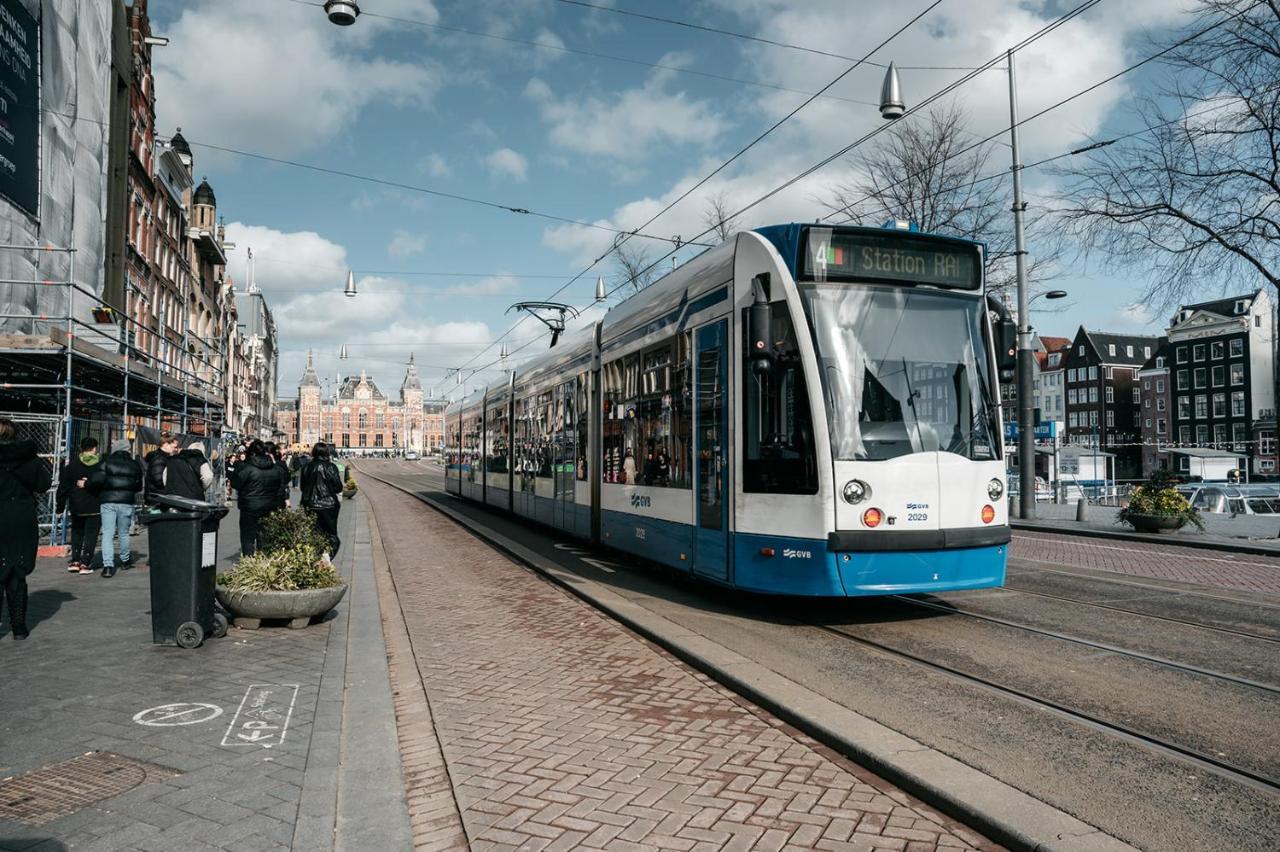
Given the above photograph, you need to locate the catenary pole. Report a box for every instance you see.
[1008,48,1036,519]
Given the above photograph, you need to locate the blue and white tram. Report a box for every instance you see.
[445,222,1016,597]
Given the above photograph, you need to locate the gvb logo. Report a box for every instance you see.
[782,548,812,559]
[630,494,651,508]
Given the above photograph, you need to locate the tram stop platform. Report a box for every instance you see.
[360,475,993,851]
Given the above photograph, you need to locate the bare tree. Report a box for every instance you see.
[1054,1,1280,304]
[822,104,1059,302]
[611,233,659,294]
[702,191,738,243]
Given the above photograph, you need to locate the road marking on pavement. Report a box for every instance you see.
[221,684,299,748]
[581,557,617,573]
[133,703,223,727]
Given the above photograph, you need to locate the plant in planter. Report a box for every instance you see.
[216,510,347,629]
[1117,470,1203,533]
[342,470,357,499]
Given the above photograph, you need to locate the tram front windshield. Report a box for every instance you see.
[798,284,998,462]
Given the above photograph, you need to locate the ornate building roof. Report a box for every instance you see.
[300,350,321,387]
[338,370,386,400]
[401,352,422,393]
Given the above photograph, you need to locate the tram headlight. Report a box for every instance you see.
[987,477,1004,501]
[842,479,870,504]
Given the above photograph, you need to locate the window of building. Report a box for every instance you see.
[1088,366,1098,380]
[1078,344,1085,356]
[1211,365,1224,387]
[1145,418,1151,428]
[1196,424,1209,444]
[1256,315,1263,327]
[1145,397,1151,409]
[1179,425,1191,443]
[1261,430,1277,455]
[358,411,368,430]
[1193,343,1205,361]
[1176,370,1189,390]
[1089,387,1098,403]
[1068,388,1077,405]
[1106,410,1115,427]
[1210,341,1224,359]
[1230,363,1244,385]
[1105,386,1114,403]
[1069,412,1078,428]
[1178,397,1191,419]
[1143,380,1150,391]
[1194,367,1206,388]
[1132,387,1141,403]
[1235,299,1249,314]
[1157,397,1166,412]
[358,433,367,447]
[1156,378,1165,393]
[1233,422,1246,450]
[1213,393,1226,417]
[1089,411,1099,427]
[1126,345,1133,358]
[1195,395,1208,417]
[1176,346,1188,364]
[1230,338,1244,357]
[1214,423,1227,447]
[1105,366,1114,380]
[1108,344,1116,357]
[1144,346,1152,358]
[342,433,350,447]
[1067,368,1076,382]
[1157,419,1167,435]
[1232,391,1245,417]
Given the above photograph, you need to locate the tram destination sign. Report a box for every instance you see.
[805,230,980,290]
[0,0,37,218]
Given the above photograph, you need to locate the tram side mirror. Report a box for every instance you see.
[749,273,774,375]
[996,318,1017,373]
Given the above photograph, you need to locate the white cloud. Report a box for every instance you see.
[485,148,529,182]
[525,59,727,161]
[417,153,451,178]
[446,275,520,297]
[387,230,428,258]
[153,0,441,158]
[533,28,567,66]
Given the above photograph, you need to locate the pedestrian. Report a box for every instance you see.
[267,442,289,511]
[230,440,287,556]
[179,442,216,502]
[56,436,103,575]
[147,432,212,502]
[86,438,143,578]
[301,442,344,558]
[0,418,53,640]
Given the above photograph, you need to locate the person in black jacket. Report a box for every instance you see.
[147,432,213,503]
[301,442,344,557]
[0,419,53,640]
[86,438,144,577]
[267,442,289,511]
[56,436,103,574]
[230,440,288,556]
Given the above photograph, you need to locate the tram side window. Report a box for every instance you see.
[446,419,460,470]
[536,389,555,479]
[487,398,509,473]
[462,414,481,482]
[560,379,577,480]
[742,304,818,494]
[576,371,590,481]
[601,335,692,487]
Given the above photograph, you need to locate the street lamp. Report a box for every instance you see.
[324,0,360,26]
[1035,290,1069,302]
[343,269,357,297]
[879,49,1038,518]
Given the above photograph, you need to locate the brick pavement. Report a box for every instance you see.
[1012,530,1280,595]
[0,493,410,851]
[363,476,993,852]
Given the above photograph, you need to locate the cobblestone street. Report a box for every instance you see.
[364,476,994,851]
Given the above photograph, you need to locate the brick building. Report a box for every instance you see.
[276,353,446,455]
[1137,340,1171,476]
[1062,327,1161,478]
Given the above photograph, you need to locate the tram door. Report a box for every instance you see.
[693,320,730,580]
[553,381,575,533]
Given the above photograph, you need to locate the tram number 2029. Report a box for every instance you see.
[906,502,929,523]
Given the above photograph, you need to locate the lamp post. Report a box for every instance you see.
[879,49,1038,517]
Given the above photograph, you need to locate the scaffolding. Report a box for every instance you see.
[0,242,228,544]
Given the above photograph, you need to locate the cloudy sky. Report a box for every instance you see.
[149,0,1195,401]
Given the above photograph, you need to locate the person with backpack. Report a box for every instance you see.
[0,418,53,640]
[86,438,144,578]
[230,440,288,556]
[147,432,213,503]
[56,437,103,575]
[301,442,344,558]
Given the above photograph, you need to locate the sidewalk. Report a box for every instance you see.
[362,476,994,851]
[0,495,410,851]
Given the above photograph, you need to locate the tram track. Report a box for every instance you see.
[809,622,1280,798]
[1010,559,1280,609]
[889,594,1280,694]
[994,584,1280,645]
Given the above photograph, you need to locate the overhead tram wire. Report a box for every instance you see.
[280,0,878,108]
[552,0,982,70]
[820,4,1244,225]
[427,0,950,395]
[165,137,706,251]
[574,0,1110,313]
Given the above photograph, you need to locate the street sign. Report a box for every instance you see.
[133,703,224,727]
[0,0,39,218]
[1004,421,1058,441]
[221,684,299,748]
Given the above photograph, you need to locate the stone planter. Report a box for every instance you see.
[215,584,348,630]
[1124,513,1186,533]
[342,488,357,499]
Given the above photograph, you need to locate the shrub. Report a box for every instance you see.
[1117,471,1204,530]
[259,509,329,560]
[343,470,357,493]
[217,543,343,591]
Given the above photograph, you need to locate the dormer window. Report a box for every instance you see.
[1156,357,1165,368]
[1126,345,1134,358]
[1108,344,1116,356]
[1235,300,1249,314]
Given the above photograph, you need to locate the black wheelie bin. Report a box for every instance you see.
[141,493,230,648]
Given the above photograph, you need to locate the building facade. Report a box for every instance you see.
[1061,328,1161,479]
[1137,340,1171,477]
[276,354,445,455]
[1033,336,1071,426]
[1166,291,1275,475]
